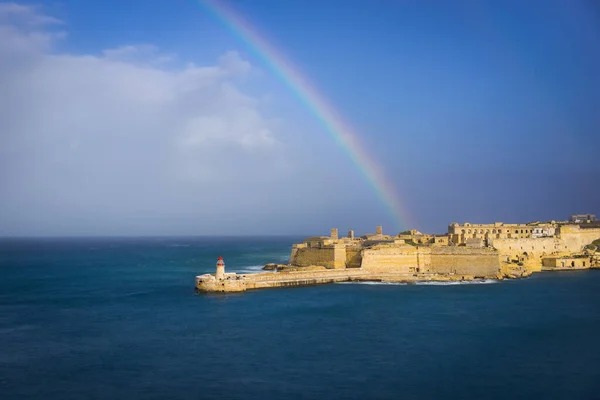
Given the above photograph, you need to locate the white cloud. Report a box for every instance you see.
[0,3,302,235]
[0,2,62,26]
[101,44,175,66]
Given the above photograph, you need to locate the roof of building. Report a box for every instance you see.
[302,236,329,242]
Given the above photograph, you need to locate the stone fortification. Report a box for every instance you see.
[558,225,600,251]
[360,244,420,274]
[196,215,600,293]
[292,243,347,269]
[286,225,503,279]
[428,246,500,277]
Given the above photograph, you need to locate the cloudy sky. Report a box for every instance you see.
[1,0,599,236]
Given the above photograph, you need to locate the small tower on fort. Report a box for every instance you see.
[331,228,339,240]
[215,256,225,280]
[348,230,354,240]
[376,225,383,235]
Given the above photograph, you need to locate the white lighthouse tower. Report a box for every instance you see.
[215,256,225,280]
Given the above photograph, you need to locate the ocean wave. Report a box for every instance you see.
[415,279,497,285]
[337,279,497,286]
[337,281,408,286]
[234,265,266,273]
[0,325,36,334]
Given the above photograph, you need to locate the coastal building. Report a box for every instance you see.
[529,222,556,238]
[570,214,597,223]
[542,256,590,270]
[447,222,549,245]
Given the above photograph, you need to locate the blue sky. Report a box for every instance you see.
[1,0,599,236]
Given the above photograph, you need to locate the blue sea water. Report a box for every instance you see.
[1,237,600,399]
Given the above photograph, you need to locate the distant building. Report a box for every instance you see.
[570,214,597,223]
[447,222,549,245]
[529,222,556,238]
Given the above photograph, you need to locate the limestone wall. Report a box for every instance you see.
[291,247,334,268]
[289,244,303,265]
[361,246,418,274]
[488,229,600,271]
[428,247,500,277]
[290,245,347,269]
[490,237,560,258]
[559,226,600,252]
[360,245,499,277]
[332,245,346,269]
[488,237,562,272]
[345,247,363,268]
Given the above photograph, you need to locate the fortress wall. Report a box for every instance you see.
[361,246,419,273]
[332,245,347,269]
[559,227,600,252]
[487,237,559,273]
[357,246,500,277]
[289,245,301,265]
[489,238,564,261]
[418,251,432,273]
[291,247,335,268]
[345,248,363,268]
[489,230,600,271]
[428,247,500,277]
[291,245,347,269]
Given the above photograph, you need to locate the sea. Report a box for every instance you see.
[1,236,600,399]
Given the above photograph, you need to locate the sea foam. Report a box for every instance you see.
[235,265,266,273]
[337,279,497,286]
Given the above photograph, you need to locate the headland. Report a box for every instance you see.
[196,214,600,293]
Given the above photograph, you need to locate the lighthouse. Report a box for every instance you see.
[215,256,225,280]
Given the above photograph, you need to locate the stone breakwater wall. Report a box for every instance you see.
[196,270,367,293]
[195,268,492,293]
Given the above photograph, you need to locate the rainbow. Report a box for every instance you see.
[199,0,415,232]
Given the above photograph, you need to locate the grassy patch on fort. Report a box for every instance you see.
[585,239,600,252]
